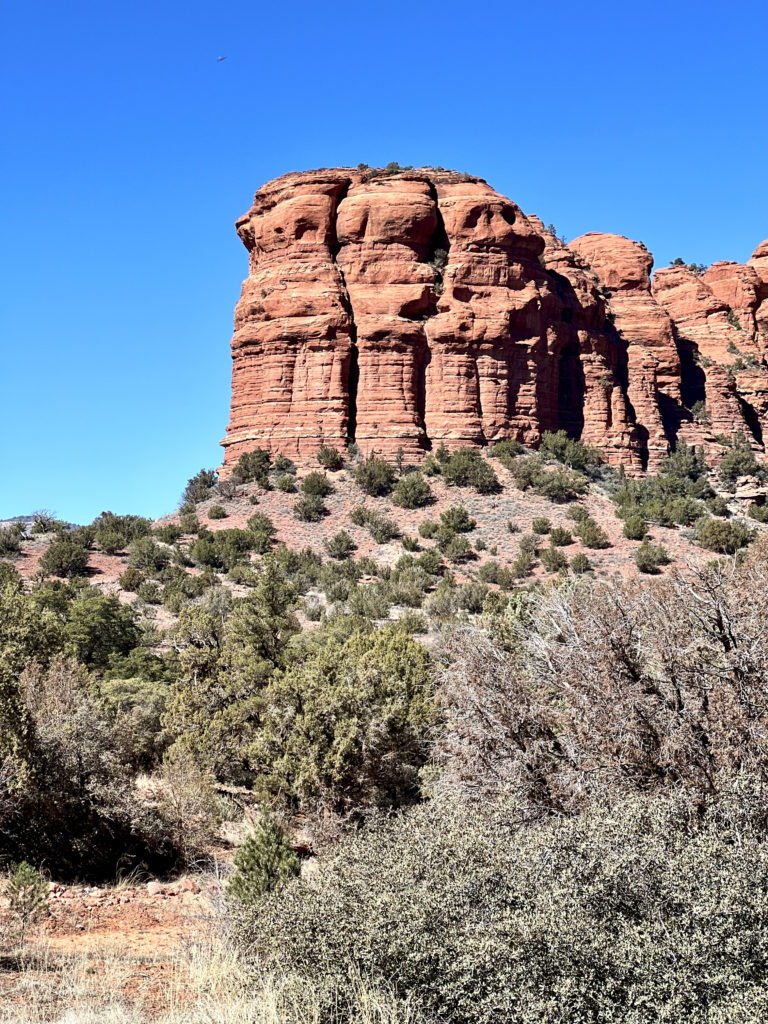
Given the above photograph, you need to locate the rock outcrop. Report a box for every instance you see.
[221,167,768,472]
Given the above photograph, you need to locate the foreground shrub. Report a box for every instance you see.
[575,516,610,548]
[437,545,768,809]
[719,433,762,487]
[238,793,768,1024]
[539,429,603,472]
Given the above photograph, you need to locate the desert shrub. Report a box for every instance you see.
[90,513,152,553]
[442,448,500,493]
[183,468,218,504]
[417,549,443,576]
[350,507,399,544]
[511,457,586,502]
[190,528,257,570]
[178,506,199,533]
[566,503,590,523]
[748,502,768,523]
[324,531,357,561]
[531,517,551,535]
[97,674,171,770]
[127,536,170,573]
[391,472,433,509]
[511,550,534,578]
[634,538,672,574]
[272,454,295,475]
[706,495,730,517]
[354,455,396,497]
[540,545,568,572]
[548,526,573,546]
[248,625,434,813]
[0,562,21,589]
[347,581,392,620]
[317,446,343,471]
[0,528,22,557]
[30,510,60,534]
[439,505,476,533]
[539,429,603,472]
[401,535,419,552]
[719,433,761,487]
[622,513,647,540]
[207,504,227,520]
[293,495,327,522]
[518,532,539,555]
[4,657,175,879]
[418,519,438,539]
[227,816,300,907]
[570,552,592,574]
[5,861,48,944]
[488,439,524,459]
[441,535,474,565]
[237,793,768,1024]
[136,580,161,603]
[61,591,140,669]
[422,454,441,476]
[154,523,183,544]
[697,517,754,554]
[156,747,220,865]
[613,442,713,526]
[301,471,335,497]
[246,512,277,553]
[506,520,520,533]
[455,582,488,614]
[39,537,89,577]
[234,449,271,486]
[436,549,768,808]
[275,474,297,493]
[576,516,610,549]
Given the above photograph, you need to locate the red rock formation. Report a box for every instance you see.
[220,168,766,472]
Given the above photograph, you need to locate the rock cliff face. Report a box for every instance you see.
[221,167,768,472]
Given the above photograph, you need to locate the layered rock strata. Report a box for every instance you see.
[221,167,768,471]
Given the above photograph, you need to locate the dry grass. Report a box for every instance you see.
[0,930,416,1024]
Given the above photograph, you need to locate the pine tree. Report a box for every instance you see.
[226,816,300,906]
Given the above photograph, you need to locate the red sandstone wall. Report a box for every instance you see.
[221,167,768,472]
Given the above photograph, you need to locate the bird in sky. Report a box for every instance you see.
[216,56,227,62]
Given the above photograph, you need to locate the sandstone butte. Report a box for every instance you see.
[220,168,768,473]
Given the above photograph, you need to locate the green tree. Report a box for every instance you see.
[391,472,433,509]
[39,538,89,577]
[354,454,397,497]
[227,816,300,907]
[249,625,435,812]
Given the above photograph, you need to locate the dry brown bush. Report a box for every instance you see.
[435,539,768,814]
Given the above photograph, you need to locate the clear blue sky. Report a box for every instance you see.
[2,0,767,523]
